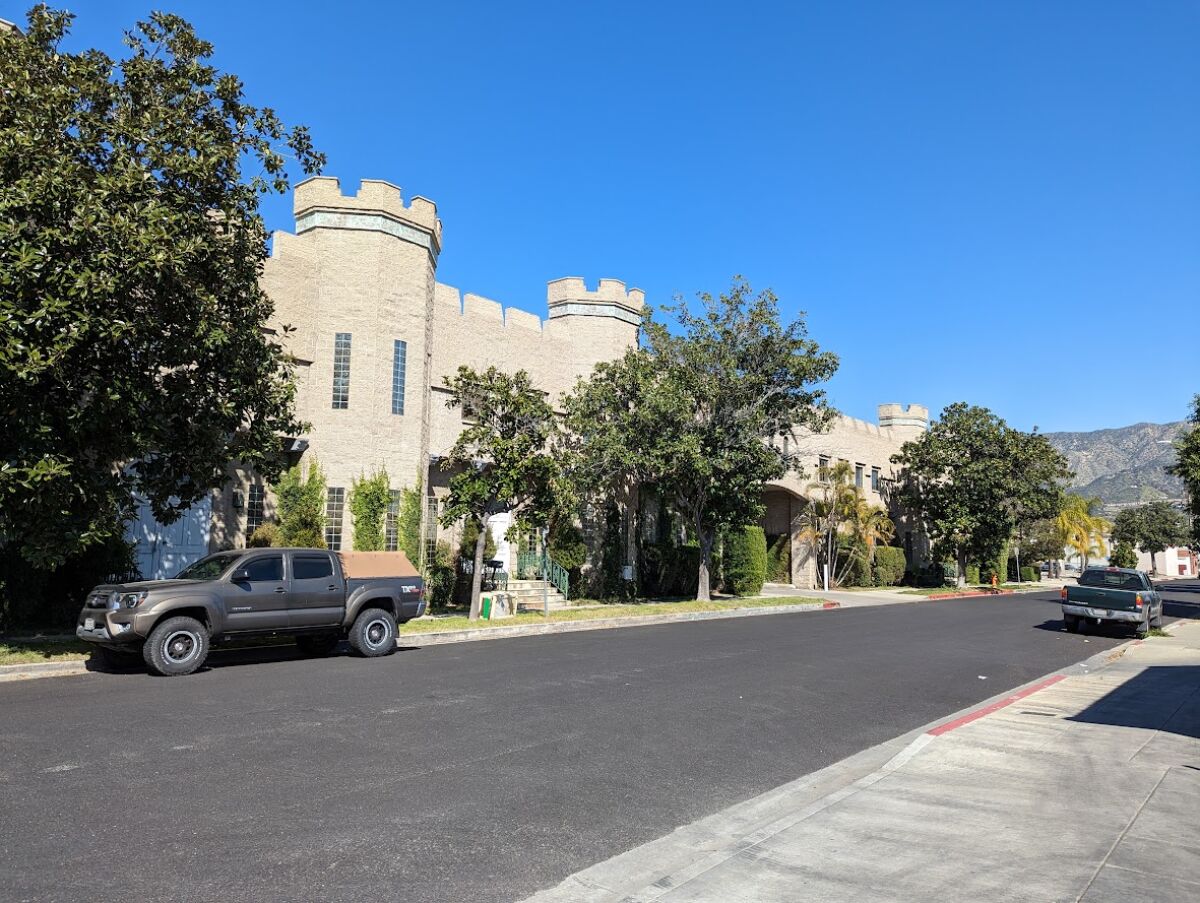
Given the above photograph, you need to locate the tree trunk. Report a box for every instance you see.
[468,514,489,621]
[697,528,715,601]
[1150,550,1157,574]
[956,548,967,587]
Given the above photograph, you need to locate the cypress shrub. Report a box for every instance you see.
[1020,566,1037,582]
[247,523,281,548]
[872,546,906,586]
[725,526,768,596]
[965,564,981,585]
[765,533,791,583]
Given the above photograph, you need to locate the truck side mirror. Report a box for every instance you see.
[231,568,250,583]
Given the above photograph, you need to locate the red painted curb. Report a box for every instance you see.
[822,601,840,609]
[926,589,1016,600]
[927,674,1066,736]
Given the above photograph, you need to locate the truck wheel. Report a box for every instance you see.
[143,616,209,676]
[1150,605,1164,629]
[296,633,341,657]
[1136,612,1151,638]
[1064,614,1081,633]
[348,608,396,658]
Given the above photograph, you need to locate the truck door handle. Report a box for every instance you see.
[327,585,337,591]
[274,587,286,594]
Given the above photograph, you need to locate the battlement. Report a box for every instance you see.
[834,414,885,438]
[546,277,644,326]
[877,403,930,432]
[294,176,442,250]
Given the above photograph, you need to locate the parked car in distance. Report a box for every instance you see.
[1061,566,1163,636]
[77,549,425,676]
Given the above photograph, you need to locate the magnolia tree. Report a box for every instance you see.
[0,8,323,571]
[1111,501,1190,574]
[563,278,839,601]
[892,404,1069,586]
[440,367,559,620]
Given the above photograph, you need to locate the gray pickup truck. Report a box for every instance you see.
[77,548,425,676]
[1061,566,1164,636]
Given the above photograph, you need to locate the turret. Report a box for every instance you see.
[878,403,929,441]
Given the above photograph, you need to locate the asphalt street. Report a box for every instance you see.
[2,586,1195,903]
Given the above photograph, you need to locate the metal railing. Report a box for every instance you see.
[516,550,570,600]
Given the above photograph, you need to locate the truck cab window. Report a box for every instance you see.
[293,554,333,580]
[242,555,283,582]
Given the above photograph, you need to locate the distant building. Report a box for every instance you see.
[130,175,929,589]
[1135,547,1197,579]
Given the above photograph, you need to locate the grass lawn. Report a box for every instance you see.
[399,595,825,635]
[0,638,93,666]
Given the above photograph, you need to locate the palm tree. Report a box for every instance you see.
[797,460,858,590]
[1055,495,1109,570]
[849,494,896,562]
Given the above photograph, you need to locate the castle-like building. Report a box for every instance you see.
[141,176,928,589]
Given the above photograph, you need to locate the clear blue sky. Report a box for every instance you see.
[13,1,1199,432]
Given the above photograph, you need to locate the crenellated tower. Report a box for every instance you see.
[544,277,645,378]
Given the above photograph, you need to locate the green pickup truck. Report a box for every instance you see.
[1061,567,1164,635]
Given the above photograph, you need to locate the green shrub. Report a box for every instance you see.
[725,526,768,596]
[991,541,1009,585]
[397,478,423,564]
[426,540,455,609]
[1020,566,1037,582]
[638,541,700,598]
[765,533,791,583]
[349,468,391,551]
[274,460,326,549]
[1109,542,1138,569]
[872,546,906,586]
[965,564,981,585]
[836,539,870,587]
[247,523,281,548]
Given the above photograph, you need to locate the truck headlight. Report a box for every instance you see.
[109,591,121,611]
[119,591,148,609]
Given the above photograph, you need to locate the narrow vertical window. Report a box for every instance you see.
[424,496,439,567]
[818,455,830,483]
[245,484,265,539]
[331,333,351,409]
[325,487,345,551]
[871,467,880,492]
[855,464,864,489]
[385,489,401,551]
[391,339,407,415]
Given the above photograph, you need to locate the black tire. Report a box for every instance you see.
[1136,611,1151,638]
[1064,614,1081,633]
[296,633,341,657]
[348,608,396,658]
[143,616,209,676]
[92,645,142,671]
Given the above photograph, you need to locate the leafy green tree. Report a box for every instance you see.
[274,461,326,549]
[563,278,838,600]
[1108,541,1138,569]
[892,404,1070,585]
[1168,394,1200,546]
[440,366,559,619]
[1111,501,1189,574]
[0,8,323,571]
[348,468,390,551]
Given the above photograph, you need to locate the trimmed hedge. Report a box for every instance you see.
[872,546,906,586]
[965,564,981,585]
[725,526,768,596]
[765,533,791,583]
[1020,566,1037,582]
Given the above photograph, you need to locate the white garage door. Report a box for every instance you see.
[127,494,213,580]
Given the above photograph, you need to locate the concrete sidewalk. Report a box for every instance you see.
[526,622,1200,903]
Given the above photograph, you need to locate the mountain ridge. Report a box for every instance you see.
[1043,420,1186,507]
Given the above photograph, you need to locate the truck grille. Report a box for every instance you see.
[86,592,110,609]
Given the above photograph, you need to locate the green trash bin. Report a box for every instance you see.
[481,595,492,620]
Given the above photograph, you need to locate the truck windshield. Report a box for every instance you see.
[1079,569,1145,591]
[174,552,243,581]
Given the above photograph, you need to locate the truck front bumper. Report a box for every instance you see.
[76,612,141,647]
[1062,603,1143,623]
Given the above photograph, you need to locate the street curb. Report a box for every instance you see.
[0,602,839,681]
[399,601,839,647]
[0,660,90,683]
